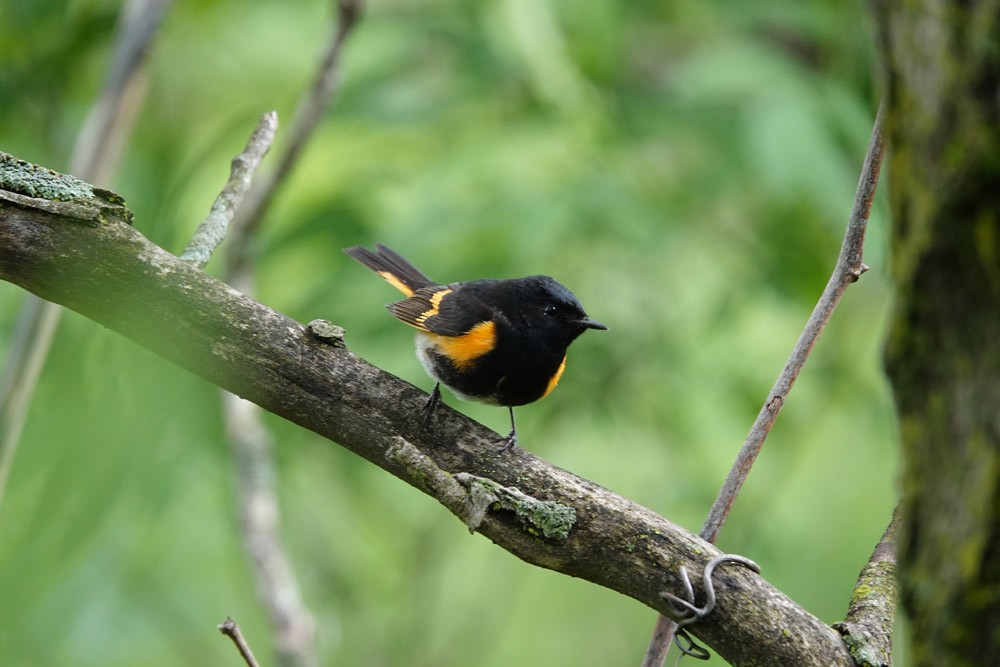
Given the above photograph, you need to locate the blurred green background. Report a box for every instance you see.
[0,0,899,665]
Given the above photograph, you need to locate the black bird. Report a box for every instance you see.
[344,243,607,450]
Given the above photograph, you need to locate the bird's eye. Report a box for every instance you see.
[543,304,559,316]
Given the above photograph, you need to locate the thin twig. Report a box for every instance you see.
[176,94,315,667]
[177,111,317,667]
[224,391,317,667]
[228,0,363,276]
[0,299,61,501]
[180,111,278,268]
[219,617,263,667]
[0,0,169,507]
[701,101,886,543]
[181,4,361,664]
[641,101,887,666]
[834,503,900,667]
[71,0,174,183]
[206,4,364,663]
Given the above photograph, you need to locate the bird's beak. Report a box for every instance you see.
[577,317,608,331]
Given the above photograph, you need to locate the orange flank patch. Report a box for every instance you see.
[541,356,567,399]
[430,320,497,369]
[377,270,414,297]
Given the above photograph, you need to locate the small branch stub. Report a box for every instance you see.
[307,319,345,347]
[218,617,262,667]
[384,438,576,539]
[454,472,577,541]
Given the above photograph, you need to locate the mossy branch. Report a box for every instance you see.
[0,156,855,667]
[834,505,900,667]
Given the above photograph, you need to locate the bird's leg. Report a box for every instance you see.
[421,383,442,427]
[496,407,517,452]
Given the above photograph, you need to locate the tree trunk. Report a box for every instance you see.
[873,1,1000,663]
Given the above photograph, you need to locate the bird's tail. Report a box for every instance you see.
[344,244,436,296]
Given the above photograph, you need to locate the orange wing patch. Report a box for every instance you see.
[415,288,452,328]
[388,287,455,332]
[541,356,567,399]
[427,320,497,369]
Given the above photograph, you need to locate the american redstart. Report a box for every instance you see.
[344,243,607,450]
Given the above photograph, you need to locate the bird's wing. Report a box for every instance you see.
[387,284,495,337]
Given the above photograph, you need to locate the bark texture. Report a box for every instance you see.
[873,1,1000,663]
[0,177,854,666]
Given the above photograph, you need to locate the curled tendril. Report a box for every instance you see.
[660,554,761,662]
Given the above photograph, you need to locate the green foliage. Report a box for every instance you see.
[0,0,899,665]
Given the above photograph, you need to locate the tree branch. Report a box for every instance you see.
[180,111,278,269]
[834,504,900,667]
[0,169,854,667]
[643,102,888,665]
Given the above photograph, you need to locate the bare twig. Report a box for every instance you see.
[701,101,886,544]
[71,0,174,183]
[204,4,363,665]
[176,102,315,667]
[229,0,363,276]
[0,299,61,501]
[178,5,362,664]
[224,392,317,667]
[223,224,318,667]
[180,111,278,268]
[642,101,887,666]
[219,617,263,667]
[0,0,169,506]
[834,503,901,666]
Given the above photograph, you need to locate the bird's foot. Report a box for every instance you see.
[421,383,442,428]
[495,429,517,453]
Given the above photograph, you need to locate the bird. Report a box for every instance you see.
[344,243,607,450]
